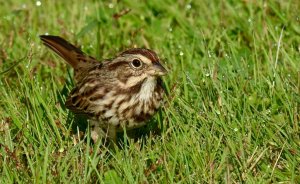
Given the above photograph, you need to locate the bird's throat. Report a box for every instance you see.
[138,76,157,101]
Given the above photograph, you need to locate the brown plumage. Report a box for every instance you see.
[40,35,167,143]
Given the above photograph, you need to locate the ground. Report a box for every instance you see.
[0,0,299,183]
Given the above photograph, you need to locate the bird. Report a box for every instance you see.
[40,35,167,143]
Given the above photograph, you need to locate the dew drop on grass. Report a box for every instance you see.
[108,3,114,8]
[205,73,210,77]
[59,147,64,152]
[263,2,267,8]
[234,128,238,132]
[36,1,41,6]
[168,27,173,32]
[108,3,114,9]
[207,50,212,58]
[186,4,192,10]
[179,51,184,56]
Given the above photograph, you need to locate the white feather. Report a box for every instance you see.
[138,77,156,101]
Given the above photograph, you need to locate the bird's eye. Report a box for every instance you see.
[131,59,143,69]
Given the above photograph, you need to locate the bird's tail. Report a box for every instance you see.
[40,35,97,70]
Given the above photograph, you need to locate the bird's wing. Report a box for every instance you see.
[65,66,109,116]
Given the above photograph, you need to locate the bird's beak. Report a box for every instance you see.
[153,62,167,76]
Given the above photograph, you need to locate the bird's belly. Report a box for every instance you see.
[96,97,162,131]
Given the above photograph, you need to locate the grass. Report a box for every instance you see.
[0,0,299,183]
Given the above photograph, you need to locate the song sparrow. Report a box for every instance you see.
[40,35,167,143]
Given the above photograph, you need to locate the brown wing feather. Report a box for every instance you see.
[65,89,95,116]
[64,69,106,116]
[40,35,98,70]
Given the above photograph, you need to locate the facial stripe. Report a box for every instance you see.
[133,54,152,65]
[117,74,147,89]
[107,61,128,71]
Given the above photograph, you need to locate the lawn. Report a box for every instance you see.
[0,0,299,183]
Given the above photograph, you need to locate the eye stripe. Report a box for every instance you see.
[107,61,128,70]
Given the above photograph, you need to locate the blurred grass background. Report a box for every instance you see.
[0,0,299,183]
